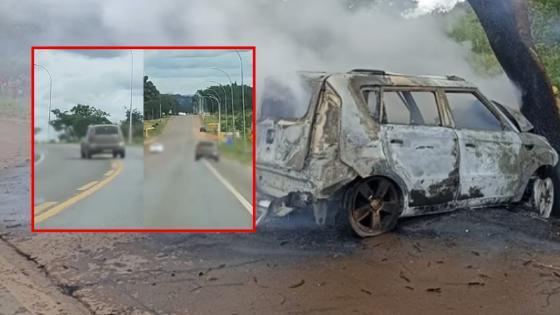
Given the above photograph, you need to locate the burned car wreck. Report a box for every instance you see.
[256,70,559,237]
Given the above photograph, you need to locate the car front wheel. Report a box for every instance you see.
[531,167,558,218]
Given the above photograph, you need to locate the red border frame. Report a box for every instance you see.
[31,46,257,233]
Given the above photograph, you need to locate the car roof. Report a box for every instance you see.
[294,69,478,89]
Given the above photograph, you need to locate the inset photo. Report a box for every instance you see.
[143,49,254,230]
[33,48,144,230]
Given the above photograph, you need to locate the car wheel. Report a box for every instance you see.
[120,151,125,159]
[81,151,85,159]
[195,156,199,161]
[531,166,558,218]
[552,165,560,217]
[215,156,219,162]
[113,151,117,158]
[346,177,402,238]
[86,151,92,159]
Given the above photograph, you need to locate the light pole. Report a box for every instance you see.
[206,95,221,139]
[34,64,52,140]
[235,51,247,148]
[211,67,235,139]
[205,89,222,135]
[210,80,228,132]
[128,50,134,145]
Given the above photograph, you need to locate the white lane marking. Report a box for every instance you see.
[202,160,252,214]
[34,153,45,166]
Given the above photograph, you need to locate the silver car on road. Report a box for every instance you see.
[256,70,559,237]
[81,124,126,159]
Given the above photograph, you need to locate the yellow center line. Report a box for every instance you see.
[77,181,98,191]
[104,169,114,177]
[34,201,57,214]
[35,160,124,224]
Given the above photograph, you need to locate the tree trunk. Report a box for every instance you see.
[468,0,560,152]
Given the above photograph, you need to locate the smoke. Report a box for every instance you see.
[1,0,520,108]
[181,0,520,107]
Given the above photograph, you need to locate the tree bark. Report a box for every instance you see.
[468,0,560,152]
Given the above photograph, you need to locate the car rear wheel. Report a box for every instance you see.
[81,151,85,159]
[120,151,125,159]
[346,177,403,238]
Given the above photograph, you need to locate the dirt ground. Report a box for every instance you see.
[1,204,559,314]
[0,118,29,169]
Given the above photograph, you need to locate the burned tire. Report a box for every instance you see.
[551,164,560,217]
[529,166,557,218]
[346,177,403,238]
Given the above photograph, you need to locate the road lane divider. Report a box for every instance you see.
[34,201,57,214]
[34,160,124,224]
[104,169,114,177]
[202,160,252,214]
[34,153,45,166]
[77,181,98,191]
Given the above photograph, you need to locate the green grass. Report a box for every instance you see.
[144,118,169,138]
[218,139,252,166]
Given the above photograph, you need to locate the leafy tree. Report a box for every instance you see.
[449,0,560,87]
[120,108,143,140]
[50,104,111,141]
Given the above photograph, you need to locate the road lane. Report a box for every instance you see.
[34,144,144,229]
[34,144,112,206]
[144,116,252,229]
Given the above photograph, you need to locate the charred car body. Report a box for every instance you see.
[256,70,559,237]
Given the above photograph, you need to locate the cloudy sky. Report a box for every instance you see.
[34,49,144,141]
[144,50,253,95]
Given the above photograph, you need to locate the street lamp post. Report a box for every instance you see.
[210,80,228,132]
[205,89,222,135]
[34,64,52,140]
[235,51,247,149]
[207,95,221,139]
[211,67,235,140]
[128,50,134,145]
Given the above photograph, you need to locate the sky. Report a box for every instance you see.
[34,49,143,141]
[144,50,253,95]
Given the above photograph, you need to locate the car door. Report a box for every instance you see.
[444,90,522,205]
[380,88,460,208]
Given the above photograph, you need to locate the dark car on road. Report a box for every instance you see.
[81,124,125,159]
[256,70,559,237]
[195,141,219,162]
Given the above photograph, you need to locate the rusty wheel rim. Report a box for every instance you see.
[349,178,401,236]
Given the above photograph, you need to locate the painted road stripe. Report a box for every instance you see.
[104,169,114,177]
[77,181,98,191]
[34,153,45,166]
[34,160,124,224]
[202,160,252,214]
[34,201,57,214]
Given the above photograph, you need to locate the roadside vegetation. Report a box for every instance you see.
[448,0,560,88]
[49,104,143,143]
[144,117,169,138]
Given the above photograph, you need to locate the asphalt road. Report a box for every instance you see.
[34,143,143,229]
[144,116,252,229]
